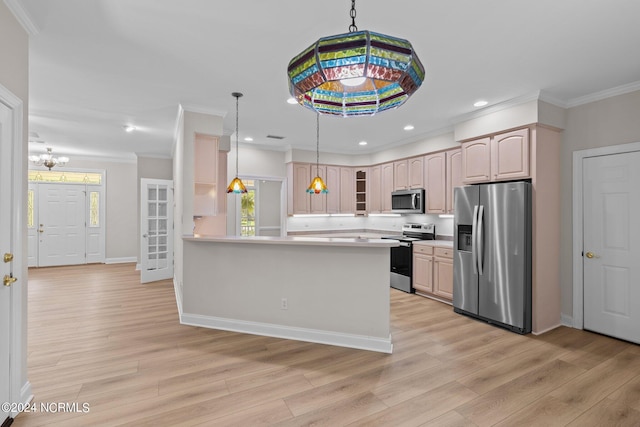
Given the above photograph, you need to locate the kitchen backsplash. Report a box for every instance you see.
[286,214,454,237]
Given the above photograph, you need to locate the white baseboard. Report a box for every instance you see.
[13,381,33,417]
[105,257,137,264]
[532,323,562,335]
[135,263,141,271]
[560,314,574,328]
[173,275,183,317]
[180,313,393,354]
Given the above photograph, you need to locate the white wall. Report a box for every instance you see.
[1,0,30,408]
[172,109,185,297]
[287,214,454,237]
[560,89,640,318]
[67,157,138,260]
[173,108,224,298]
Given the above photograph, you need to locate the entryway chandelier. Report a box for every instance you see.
[287,0,425,117]
[29,147,69,170]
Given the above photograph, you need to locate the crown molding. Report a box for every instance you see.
[565,80,640,108]
[3,0,39,36]
[180,103,227,118]
[450,91,543,126]
[538,91,568,109]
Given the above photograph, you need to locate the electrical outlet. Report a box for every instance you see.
[281,298,288,310]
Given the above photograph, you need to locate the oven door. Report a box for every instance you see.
[390,241,413,293]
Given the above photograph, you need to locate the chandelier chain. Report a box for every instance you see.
[349,0,357,32]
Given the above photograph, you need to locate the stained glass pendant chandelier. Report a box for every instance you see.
[226,92,248,194]
[287,0,425,117]
[307,114,328,194]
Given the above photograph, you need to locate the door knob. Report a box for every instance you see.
[3,253,13,263]
[585,251,599,259]
[3,274,17,286]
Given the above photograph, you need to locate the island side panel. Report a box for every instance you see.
[182,240,391,345]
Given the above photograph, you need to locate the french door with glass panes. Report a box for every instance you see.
[140,179,173,283]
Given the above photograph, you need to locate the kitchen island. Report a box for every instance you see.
[180,235,399,353]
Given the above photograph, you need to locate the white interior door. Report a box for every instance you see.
[583,151,640,344]
[0,100,14,423]
[140,179,174,283]
[38,183,86,267]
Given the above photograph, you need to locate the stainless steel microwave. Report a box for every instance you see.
[391,188,425,214]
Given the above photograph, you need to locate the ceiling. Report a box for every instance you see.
[16,0,640,161]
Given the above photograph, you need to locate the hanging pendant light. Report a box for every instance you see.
[307,114,328,194]
[226,92,248,194]
[287,0,425,117]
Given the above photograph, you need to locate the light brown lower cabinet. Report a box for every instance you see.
[433,247,453,301]
[412,244,434,294]
[413,244,453,304]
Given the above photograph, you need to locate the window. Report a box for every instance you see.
[28,170,102,184]
[240,180,255,237]
[89,191,100,227]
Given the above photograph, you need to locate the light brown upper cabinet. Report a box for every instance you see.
[461,137,491,184]
[424,152,446,214]
[194,134,219,216]
[287,162,311,215]
[393,160,409,190]
[408,157,424,189]
[381,162,394,212]
[368,164,382,214]
[461,128,530,184]
[394,157,424,190]
[446,148,462,214]
[309,164,327,214]
[340,167,356,214]
[491,128,530,181]
[325,165,341,214]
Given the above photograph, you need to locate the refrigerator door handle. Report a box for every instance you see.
[472,205,479,275]
[477,204,484,275]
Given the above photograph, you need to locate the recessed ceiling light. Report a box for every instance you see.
[473,100,488,107]
[359,141,368,146]
[286,97,298,104]
[244,137,253,142]
[124,125,136,132]
[404,124,415,131]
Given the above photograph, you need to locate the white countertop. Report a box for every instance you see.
[413,240,454,248]
[183,234,400,248]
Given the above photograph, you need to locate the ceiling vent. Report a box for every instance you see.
[266,134,285,140]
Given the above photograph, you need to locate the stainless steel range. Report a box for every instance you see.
[382,223,435,293]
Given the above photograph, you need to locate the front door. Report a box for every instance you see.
[583,151,640,344]
[0,99,14,423]
[140,179,174,283]
[38,183,86,267]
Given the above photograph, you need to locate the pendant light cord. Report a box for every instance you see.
[235,94,239,176]
[316,113,320,170]
[231,92,244,177]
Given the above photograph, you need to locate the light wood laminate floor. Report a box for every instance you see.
[12,263,640,426]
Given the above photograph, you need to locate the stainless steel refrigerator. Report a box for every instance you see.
[453,181,532,334]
